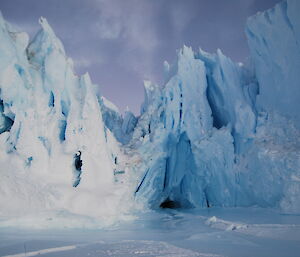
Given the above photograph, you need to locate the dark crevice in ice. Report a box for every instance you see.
[205,74,227,130]
[48,91,54,107]
[0,99,14,134]
[73,150,82,187]
[58,119,67,142]
[163,157,170,190]
[135,168,149,194]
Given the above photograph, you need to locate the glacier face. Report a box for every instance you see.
[0,0,299,227]
[246,0,300,128]
[0,15,134,226]
[131,47,249,209]
[132,0,300,213]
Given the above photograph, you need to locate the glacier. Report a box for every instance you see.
[0,15,134,226]
[132,0,300,213]
[0,0,299,230]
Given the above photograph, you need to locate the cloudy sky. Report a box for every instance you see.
[0,0,280,114]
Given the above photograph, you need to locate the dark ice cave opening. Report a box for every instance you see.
[160,198,181,209]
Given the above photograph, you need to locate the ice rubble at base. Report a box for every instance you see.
[0,0,299,227]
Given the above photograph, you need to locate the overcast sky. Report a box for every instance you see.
[0,0,280,114]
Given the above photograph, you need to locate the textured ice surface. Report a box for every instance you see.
[100,96,137,144]
[246,0,300,128]
[132,0,300,213]
[0,13,133,226]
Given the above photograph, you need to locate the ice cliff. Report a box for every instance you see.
[0,15,133,226]
[0,0,299,227]
[246,0,300,128]
[132,0,300,213]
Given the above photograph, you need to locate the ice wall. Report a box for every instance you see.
[132,47,252,209]
[100,96,137,145]
[133,0,300,213]
[246,0,300,128]
[0,14,132,225]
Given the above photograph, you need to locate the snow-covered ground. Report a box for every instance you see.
[1,208,300,257]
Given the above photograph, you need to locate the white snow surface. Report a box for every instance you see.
[0,208,300,257]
